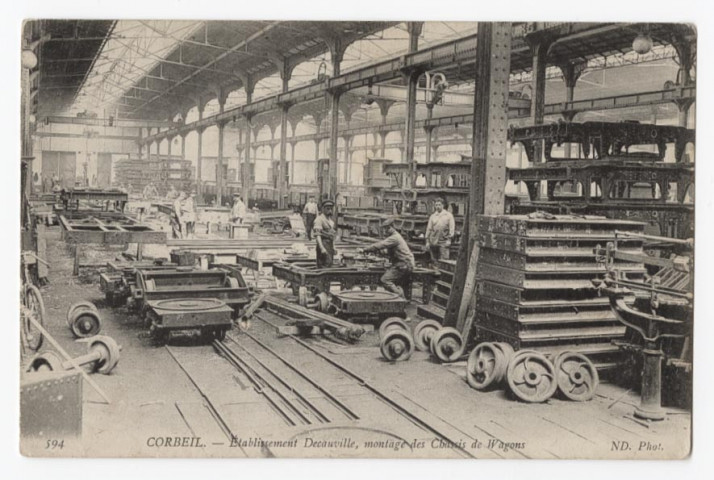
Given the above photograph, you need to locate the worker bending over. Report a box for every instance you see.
[425,198,455,265]
[313,200,336,268]
[358,218,415,298]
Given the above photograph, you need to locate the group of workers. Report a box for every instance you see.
[307,196,455,298]
[171,191,197,239]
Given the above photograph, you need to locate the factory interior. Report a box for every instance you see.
[18,19,696,460]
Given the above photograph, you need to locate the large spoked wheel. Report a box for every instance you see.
[22,284,45,352]
[506,350,558,403]
[554,351,599,402]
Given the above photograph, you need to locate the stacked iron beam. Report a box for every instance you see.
[472,214,646,372]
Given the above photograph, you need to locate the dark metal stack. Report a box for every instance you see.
[472,214,647,372]
[507,121,695,239]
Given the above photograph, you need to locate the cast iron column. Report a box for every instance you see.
[216,121,226,205]
[196,127,204,199]
[443,22,512,329]
[279,104,290,208]
[328,90,342,200]
[404,69,420,185]
[559,61,585,158]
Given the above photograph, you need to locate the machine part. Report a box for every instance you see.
[379,318,415,362]
[21,370,83,438]
[506,350,558,403]
[466,342,513,390]
[413,319,442,352]
[272,261,438,304]
[380,330,415,362]
[27,351,64,372]
[430,327,465,363]
[146,298,233,344]
[379,317,409,339]
[22,311,112,404]
[298,286,309,307]
[238,294,266,330]
[26,335,121,375]
[554,351,599,401]
[263,296,367,342]
[22,284,45,352]
[87,335,122,374]
[331,290,407,318]
[66,301,102,338]
[315,292,330,312]
[132,267,251,314]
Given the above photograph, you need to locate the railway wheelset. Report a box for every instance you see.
[378,317,598,403]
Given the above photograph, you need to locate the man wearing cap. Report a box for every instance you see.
[358,218,415,298]
[313,200,336,268]
[302,195,318,240]
[425,198,455,266]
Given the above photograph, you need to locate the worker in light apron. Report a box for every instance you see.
[313,200,336,268]
[302,195,318,240]
[425,198,455,267]
[358,217,415,298]
[231,195,247,224]
[183,191,197,239]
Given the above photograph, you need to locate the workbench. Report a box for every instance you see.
[272,261,439,304]
[59,213,167,244]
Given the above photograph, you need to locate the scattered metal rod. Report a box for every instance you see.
[224,337,331,424]
[24,313,111,404]
[229,328,360,421]
[253,313,476,459]
[213,340,309,427]
[614,230,693,247]
[238,294,266,326]
[606,388,633,409]
[164,346,252,457]
[263,296,365,342]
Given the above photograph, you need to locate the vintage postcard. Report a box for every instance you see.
[19,19,694,460]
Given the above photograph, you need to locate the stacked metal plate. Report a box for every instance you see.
[472,214,646,371]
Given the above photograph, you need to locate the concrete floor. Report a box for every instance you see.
[20,226,691,459]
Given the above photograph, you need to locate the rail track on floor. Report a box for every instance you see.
[165,307,531,459]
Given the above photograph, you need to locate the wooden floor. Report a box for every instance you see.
[20,228,691,459]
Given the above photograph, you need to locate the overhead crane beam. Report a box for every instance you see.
[354,84,532,109]
[137,23,659,144]
[232,86,695,150]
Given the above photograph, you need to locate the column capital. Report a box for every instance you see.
[558,60,588,89]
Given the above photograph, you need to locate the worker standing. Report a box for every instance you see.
[303,195,318,240]
[183,191,197,239]
[358,218,415,298]
[231,195,247,225]
[425,198,455,266]
[313,200,336,268]
[172,191,186,239]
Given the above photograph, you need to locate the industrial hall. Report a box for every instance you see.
[19,19,695,459]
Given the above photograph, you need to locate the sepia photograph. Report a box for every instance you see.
[14,8,704,467]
